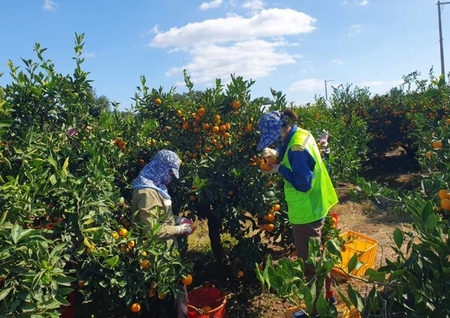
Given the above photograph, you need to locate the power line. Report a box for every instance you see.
[357,40,440,83]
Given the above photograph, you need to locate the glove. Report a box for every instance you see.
[262,147,278,159]
[262,163,280,174]
[176,223,194,236]
[175,216,188,225]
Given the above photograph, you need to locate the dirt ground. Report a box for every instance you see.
[185,155,418,318]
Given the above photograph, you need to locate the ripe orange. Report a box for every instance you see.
[272,204,281,211]
[237,270,245,278]
[197,107,206,116]
[438,189,449,200]
[154,98,162,105]
[264,223,275,232]
[432,140,443,149]
[267,156,277,164]
[331,217,338,228]
[425,151,434,159]
[111,231,119,240]
[232,100,241,109]
[130,303,141,313]
[260,162,273,171]
[441,199,450,210]
[158,292,167,299]
[212,125,220,134]
[119,228,128,237]
[176,109,183,117]
[201,306,212,312]
[264,213,275,222]
[127,240,135,248]
[181,274,193,286]
[141,260,151,269]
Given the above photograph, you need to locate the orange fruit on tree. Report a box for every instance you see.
[432,140,443,149]
[237,270,245,278]
[141,260,151,269]
[212,125,220,134]
[439,189,449,200]
[264,213,275,222]
[111,231,119,240]
[197,107,206,116]
[425,151,434,159]
[127,240,135,248]
[232,100,241,109]
[181,274,193,286]
[264,223,275,232]
[130,303,141,313]
[119,228,128,237]
[154,98,162,105]
[158,292,167,299]
[272,204,281,211]
[441,198,450,210]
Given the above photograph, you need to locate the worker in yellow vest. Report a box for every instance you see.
[257,109,339,308]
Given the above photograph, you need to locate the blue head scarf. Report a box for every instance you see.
[131,150,181,199]
[257,111,284,151]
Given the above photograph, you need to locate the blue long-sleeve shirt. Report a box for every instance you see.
[277,125,315,192]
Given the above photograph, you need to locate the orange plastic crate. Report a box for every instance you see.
[336,230,378,277]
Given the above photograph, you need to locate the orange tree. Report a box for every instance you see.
[0,34,192,317]
[128,75,350,274]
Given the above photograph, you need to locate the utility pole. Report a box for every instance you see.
[324,79,334,100]
[438,1,450,78]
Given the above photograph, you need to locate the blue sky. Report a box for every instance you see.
[0,0,446,109]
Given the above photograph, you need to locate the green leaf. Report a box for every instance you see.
[347,253,359,273]
[365,268,386,282]
[347,284,365,311]
[393,228,404,249]
[0,287,11,301]
[61,157,69,179]
[55,276,76,286]
[106,255,119,267]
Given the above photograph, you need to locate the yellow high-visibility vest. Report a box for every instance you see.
[282,128,338,224]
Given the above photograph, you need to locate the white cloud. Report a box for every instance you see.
[348,24,363,36]
[332,59,343,65]
[151,8,315,47]
[166,39,297,84]
[355,0,369,5]
[82,52,96,59]
[242,0,265,12]
[43,0,57,11]
[289,79,325,92]
[200,0,223,10]
[150,8,315,84]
